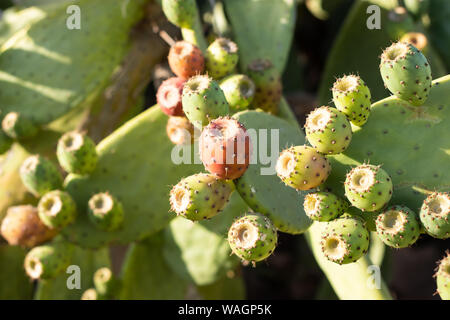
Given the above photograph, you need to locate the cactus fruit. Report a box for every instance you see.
[375,205,421,248]
[56,131,98,175]
[1,112,38,140]
[332,75,371,127]
[168,41,205,80]
[247,59,282,115]
[157,77,186,117]
[0,205,56,248]
[38,190,77,230]
[305,106,352,155]
[303,192,348,222]
[227,213,277,263]
[220,74,255,113]
[169,173,234,221]
[199,117,251,180]
[276,145,331,191]
[400,32,428,53]
[380,42,432,106]
[182,75,230,129]
[435,251,450,300]
[320,216,370,265]
[81,288,99,300]
[93,267,118,299]
[87,192,124,232]
[420,192,449,239]
[24,242,74,280]
[161,0,198,29]
[205,38,239,79]
[19,155,63,197]
[166,116,195,145]
[344,164,393,212]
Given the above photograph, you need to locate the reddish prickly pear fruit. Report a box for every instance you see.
[220,74,255,113]
[182,75,230,129]
[420,192,449,239]
[205,38,239,79]
[20,155,63,197]
[88,192,124,232]
[168,41,205,79]
[166,116,196,145]
[276,145,331,191]
[376,205,421,248]
[344,164,393,212]
[435,251,450,300]
[320,216,370,265]
[247,59,282,115]
[57,131,98,175]
[169,173,234,221]
[303,191,348,222]
[305,106,352,155]
[228,212,277,263]
[94,267,118,299]
[2,112,38,140]
[0,205,57,248]
[199,117,251,180]
[156,77,186,117]
[38,190,77,230]
[332,75,371,127]
[380,41,432,106]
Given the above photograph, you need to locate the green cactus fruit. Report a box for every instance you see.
[81,288,99,300]
[344,164,393,212]
[305,106,352,155]
[303,191,348,222]
[56,131,98,175]
[1,112,38,140]
[436,251,450,300]
[228,213,277,263]
[220,74,255,113]
[320,216,370,265]
[332,75,371,127]
[24,241,74,280]
[19,155,63,197]
[88,192,124,232]
[94,267,118,299]
[170,173,234,221]
[375,205,421,248]
[247,59,282,115]
[380,42,432,106]
[420,192,449,239]
[161,0,197,29]
[205,38,239,79]
[182,75,230,129]
[276,145,332,191]
[38,190,77,230]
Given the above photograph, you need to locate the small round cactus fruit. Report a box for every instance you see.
[156,77,186,117]
[276,145,331,191]
[380,41,432,106]
[1,112,38,140]
[247,59,282,114]
[375,205,421,248]
[303,192,348,222]
[38,190,77,229]
[0,131,12,155]
[20,155,63,197]
[170,173,234,221]
[435,252,450,300]
[24,242,74,280]
[420,192,449,239]
[0,205,57,248]
[182,75,230,129]
[305,106,352,155]
[400,32,428,54]
[94,267,118,299]
[199,117,251,180]
[228,213,277,263]
[205,38,239,79]
[57,131,98,175]
[344,164,393,212]
[168,41,205,79]
[81,288,99,300]
[219,74,255,112]
[161,0,197,29]
[332,75,371,127]
[320,216,370,265]
[88,192,124,232]
[166,116,196,145]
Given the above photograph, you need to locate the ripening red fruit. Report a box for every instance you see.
[157,77,186,116]
[168,41,205,79]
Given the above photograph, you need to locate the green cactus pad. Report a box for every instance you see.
[206,38,239,79]
[303,191,348,222]
[220,74,255,113]
[420,192,449,239]
[20,155,63,197]
[376,205,421,248]
[2,112,38,140]
[0,245,33,299]
[196,273,246,300]
[436,252,450,300]
[38,190,77,229]
[87,192,124,232]
[0,132,12,155]
[232,110,312,234]
[57,131,98,175]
